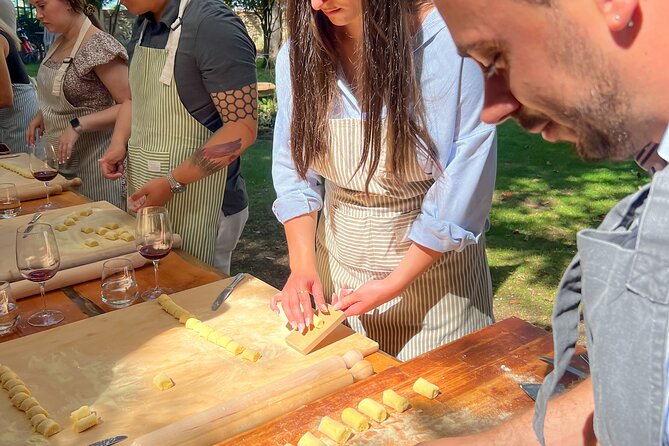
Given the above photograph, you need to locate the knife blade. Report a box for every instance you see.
[0,153,21,159]
[22,212,42,238]
[519,383,566,401]
[539,356,589,379]
[211,273,245,311]
[61,286,105,317]
[88,435,128,446]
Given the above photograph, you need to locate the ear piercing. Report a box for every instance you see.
[614,14,634,28]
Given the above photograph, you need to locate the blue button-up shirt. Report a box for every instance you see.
[271,10,497,253]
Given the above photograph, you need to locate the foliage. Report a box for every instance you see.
[231,0,284,56]
[258,97,278,132]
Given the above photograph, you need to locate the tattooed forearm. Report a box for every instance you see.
[189,138,242,175]
[211,83,258,123]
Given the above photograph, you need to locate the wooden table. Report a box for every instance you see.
[219,317,587,445]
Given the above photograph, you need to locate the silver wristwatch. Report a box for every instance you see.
[166,171,187,194]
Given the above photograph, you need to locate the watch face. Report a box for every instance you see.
[174,184,186,193]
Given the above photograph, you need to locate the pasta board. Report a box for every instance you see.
[0,201,137,282]
[0,153,77,197]
[0,276,379,445]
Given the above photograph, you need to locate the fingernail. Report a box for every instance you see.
[305,317,311,327]
[320,304,328,312]
[273,309,280,316]
[290,322,297,330]
[298,323,305,332]
[333,302,342,310]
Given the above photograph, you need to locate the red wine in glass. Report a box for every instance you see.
[32,170,58,182]
[30,142,60,211]
[136,206,174,301]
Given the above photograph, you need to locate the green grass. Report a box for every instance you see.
[25,62,39,77]
[235,121,650,329]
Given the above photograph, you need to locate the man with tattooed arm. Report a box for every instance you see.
[100,0,257,269]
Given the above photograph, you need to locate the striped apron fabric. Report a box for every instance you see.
[126,5,227,265]
[36,18,125,210]
[314,119,493,361]
[0,83,38,153]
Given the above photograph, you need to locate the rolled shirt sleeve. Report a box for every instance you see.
[271,45,324,223]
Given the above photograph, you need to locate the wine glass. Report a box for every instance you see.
[15,223,63,327]
[136,206,173,301]
[30,141,59,211]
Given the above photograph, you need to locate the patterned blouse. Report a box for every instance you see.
[44,32,128,110]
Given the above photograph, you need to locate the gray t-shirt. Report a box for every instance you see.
[127,0,256,215]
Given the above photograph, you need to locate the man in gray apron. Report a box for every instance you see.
[417,1,669,445]
[100,0,256,268]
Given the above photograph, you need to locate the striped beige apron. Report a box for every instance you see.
[0,83,38,153]
[315,119,493,361]
[126,1,227,265]
[36,18,125,210]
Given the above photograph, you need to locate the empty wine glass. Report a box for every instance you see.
[0,281,19,335]
[15,223,63,327]
[101,258,139,308]
[136,206,173,301]
[30,141,59,211]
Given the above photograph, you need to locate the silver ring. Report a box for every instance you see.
[296,290,309,295]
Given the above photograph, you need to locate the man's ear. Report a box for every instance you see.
[594,0,639,31]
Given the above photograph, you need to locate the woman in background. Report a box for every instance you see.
[27,0,129,209]
[0,4,39,153]
[271,0,497,360]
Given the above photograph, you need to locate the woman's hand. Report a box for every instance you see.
[57,125,80,163]
[332,279,402,316]
[26,111,44,146]
[270,268,327,331]
[99,141,127,180]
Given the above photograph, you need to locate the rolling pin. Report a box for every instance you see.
[17,183,63,201]
[55,177,82,190]
[132,357,353,446]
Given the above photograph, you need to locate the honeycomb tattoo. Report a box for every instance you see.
[211,83,258,123]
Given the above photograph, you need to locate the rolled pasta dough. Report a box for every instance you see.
[297,432,325,446]
[383,389,410,412]
[341,407,369,432]
[358,398,387,422]
[413,377,439,399]
[317,416,351,444]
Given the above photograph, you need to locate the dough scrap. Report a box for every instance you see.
[80,226,94,234]
[79,208,93,217]
[153,372,174,391]
[63,218,76,226]
[297,432,325,446]
[54,224,68,232]
[105,222,120,230]
[240,349,261,362]
[383,389,410,412]
[73,412,99,433]
[317,415,352,445]
[341,407,369,432]
[35,418,61,437]
[95,227,109,236]
[358,398,387,422]
[84,238,99,248]
[120,232,135,242]
[413,377,439,399]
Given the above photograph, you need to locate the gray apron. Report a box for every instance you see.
[0,83,38,153]
[533,167,669,445]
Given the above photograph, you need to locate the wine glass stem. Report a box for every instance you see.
[39,281,46,312]
[153,260,160,290]
[44,181,50,204]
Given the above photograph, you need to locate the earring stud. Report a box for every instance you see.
[614,14,621,21]
[627,20,634,28]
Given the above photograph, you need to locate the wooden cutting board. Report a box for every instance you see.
[0,276,378,445]
[219,318,586,445]
[0,201,137,282]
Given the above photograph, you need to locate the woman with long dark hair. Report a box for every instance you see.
[27,0,129,209]
[271,0,497,360]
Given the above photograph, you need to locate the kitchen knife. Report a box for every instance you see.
[539,356,589,379]
[61,286,105,317]
[88,435,128,446]
[211,273,245,311]
[22,212,42,238]
[519,383,566,401]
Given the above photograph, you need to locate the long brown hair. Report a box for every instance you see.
[65,0,104,30]
[288,0,438,191]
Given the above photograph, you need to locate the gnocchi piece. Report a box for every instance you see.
[35,418,61,437]
[19,396,39,412]
[357,398,387,422]
[225,340,244,355]
[63,218,76,226]
[80,226,95,234]
[297,432,325,446]
[153,372,174,391]
[240,349,261,362]
[214,334,232,348]
[11,392,30,408]
[104,231,119,241]
[8,384,30,398]
[84,238,99,248]
[3,377,22,390]
[184,318,202,330]
[195,324,214,339]
[0,365,10,375]
[382,389,410,413]
[79,208,93,217]
[0,369,16,383]
[207,331,222,343]
[317,416,351,445]
[311,314,325,329]
[104,222,120,230]
[120,232,135,242]
[69,405,91,422]
[413,377,439,399]
[95,227,109,236]
[27,405,48,419]
[66,213,79,221]
[350,360,374,381]
[30,413,48,428]
[342,350,363,368]
[341,407,369,432]
[73,412,99,433]
[54,224,68,232]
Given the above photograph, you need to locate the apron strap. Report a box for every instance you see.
[159,0,192,86]
[50,17,93,97]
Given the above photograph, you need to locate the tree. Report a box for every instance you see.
[231,0,284,60]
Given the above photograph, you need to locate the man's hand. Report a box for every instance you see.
[129,177,172,211]
[99,142,127,180]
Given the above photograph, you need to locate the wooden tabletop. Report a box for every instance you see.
[218,317,587,445]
